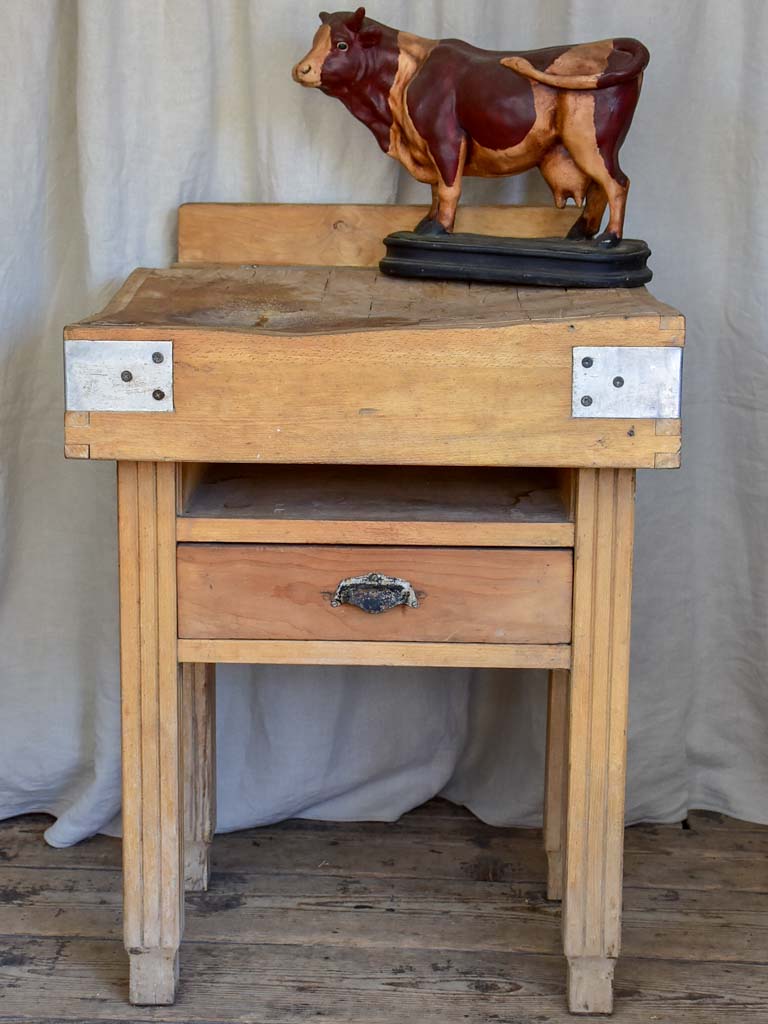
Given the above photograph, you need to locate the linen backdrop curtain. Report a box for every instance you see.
[1,0,766,848]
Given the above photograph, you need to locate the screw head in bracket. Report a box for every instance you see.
[613,376,625,388]
[152,389,166,401]
[581,356,593,368]
[581,395,593,407]
[152,351,164,364]
[120,370,133,382]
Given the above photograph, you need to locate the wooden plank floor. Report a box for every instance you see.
[0,800,766,1022]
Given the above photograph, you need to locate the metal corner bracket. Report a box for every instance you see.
[572,346,682,419]
[64,339,174,413]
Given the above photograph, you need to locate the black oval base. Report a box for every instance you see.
[380,231,652,289]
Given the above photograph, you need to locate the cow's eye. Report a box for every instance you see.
[336,40,349,50]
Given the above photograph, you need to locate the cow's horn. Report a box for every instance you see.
[346,6,366,32]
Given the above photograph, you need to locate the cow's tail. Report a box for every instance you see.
[501,38,649,90]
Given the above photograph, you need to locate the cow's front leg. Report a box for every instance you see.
[434,137,467,232]
[434,175,463,232]
[414,137,467,236]
[414,184,441,234]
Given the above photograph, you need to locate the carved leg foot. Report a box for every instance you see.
[129,948,179,1006]
[566,219,593,241]
[413,216,450,236]
[567,956,615,1015]
[595,229,621,248]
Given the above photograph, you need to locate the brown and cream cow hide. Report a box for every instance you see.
[293,7,649,246]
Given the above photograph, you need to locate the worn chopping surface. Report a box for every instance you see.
[0,801,766,1023]
[75,263,681,336]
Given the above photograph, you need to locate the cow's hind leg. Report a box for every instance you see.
[566,183,608,241]
[560,85,639,246]
[539,146,603,240]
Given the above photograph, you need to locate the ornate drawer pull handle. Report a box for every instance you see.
[330,572,419,614]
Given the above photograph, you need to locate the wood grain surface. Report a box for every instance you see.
[1,806,765,1022]
[181,663,216,893]
[563,468,636,1014]
[180,464,570,522]
[176,543,572,645]
[117,461,183,1004]
[69,263,683,335]
[176,638,571,669]
[177,464,575,547]
[177,202,582,266]
[65,207,684,467]
[63,319,682,467]
[544,668,569,901]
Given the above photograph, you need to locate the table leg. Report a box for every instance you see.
[544,668,569,901]
[563,468,635,1015]
[182,663,217,891]
[118,461,183,1005]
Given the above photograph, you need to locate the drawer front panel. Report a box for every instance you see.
[177,544,572,644]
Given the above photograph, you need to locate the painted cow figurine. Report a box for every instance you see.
[293,8,649,246]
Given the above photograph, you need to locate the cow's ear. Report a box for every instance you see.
[358,24,381,48]
[318,11,330,23]
[346,6,366,32]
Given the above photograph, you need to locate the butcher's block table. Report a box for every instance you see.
[63,203,684,1015]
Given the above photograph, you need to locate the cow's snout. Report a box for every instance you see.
[293,25,331,88]
[292,55,323,87]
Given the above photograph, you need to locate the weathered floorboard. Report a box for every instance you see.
[0,804,765,1022]
[2,815,768,893]
[0,937,766,1022]
[1,868,765,964]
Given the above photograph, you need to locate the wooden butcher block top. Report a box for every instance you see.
[64,262,683,468]
[72,263,683,337]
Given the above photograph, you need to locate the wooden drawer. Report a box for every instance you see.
[177,544,572,644]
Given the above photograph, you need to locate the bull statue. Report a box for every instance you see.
[293,8,649,247]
